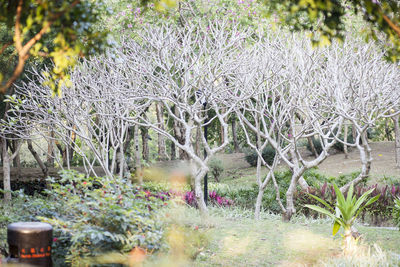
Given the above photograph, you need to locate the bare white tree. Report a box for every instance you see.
[234,38,286,220]
[392,113,400,168]
[237,33,344,221]
[8,54,149,178]
[321,39,400,193]
[119,20,253,216]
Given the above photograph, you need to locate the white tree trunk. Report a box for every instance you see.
[231,119,239,153]
[255,188,265,220]
[156,103,168,160]
[298,176,309,191]
[27,139,48,178]
[2,139,11,201]
[340,131,372,193]
[134,125,142,184]
[344,123,349,159]
[2,139,22,201]
[47,129,55,167]
[11,140,21,180]
[284,170,301,221]
[392,115,400,168]
[194,167,208,217]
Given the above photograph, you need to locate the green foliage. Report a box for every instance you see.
[0,170,168,265]
[368,118,395,141]
[302,168,330,187]
[306,131,354,155]
[208,157,224,182]
[326,171,363,188]
[306,137,322,154]
[378,175,400,187]
[268,0,346,45]
[267,0,400,61]
[243,145,276,167]
[0,0,113,94]
[142,181,173,192]
[0,179,47,196]
[333,131,354,152]
[296,181,400,226]
[208,182,232,196]
[305,183,379,240]
[393,197,400,230]
[0,191,27,257]
[224,170,292,213]
[41,170,167,265]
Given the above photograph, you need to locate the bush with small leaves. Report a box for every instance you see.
[8,170,170,266]
[208,157,225,182]
[244,145,276,167]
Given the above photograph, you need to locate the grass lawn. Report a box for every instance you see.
[160,206,400,267]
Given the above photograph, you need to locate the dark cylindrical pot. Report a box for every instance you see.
[7,222,53,267]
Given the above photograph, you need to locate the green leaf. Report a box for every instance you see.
[332,221,341,236]
[304,204,336,220]
[354,194,380,219]
[333,183,345,208]
[350,188,376,216]
[306,192,334,212]
[346,182,354,203]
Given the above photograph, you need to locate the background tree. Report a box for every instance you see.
[322,37,400,192]
[0,0,179,95]
[267,0,400,61]
[122,19,252,216]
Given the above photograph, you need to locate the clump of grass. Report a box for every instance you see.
[321,244,400,267]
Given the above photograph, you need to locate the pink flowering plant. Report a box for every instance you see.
[184,191,233,208]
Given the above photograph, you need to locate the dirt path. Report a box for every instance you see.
[308,141,400,180]
[216,141,400,181]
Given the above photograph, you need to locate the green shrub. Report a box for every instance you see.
[244,145,276,167]
[333,132,354,152]
[142,181,173,192]
[224,170,292,214]
[378,176,400,187]
[208,157,224,182]
[306,132,354,154]
[0,179,47,197]
[295,182,400,226]
[0,170,169,266]
[394,197,400,230]
[326,171,364,188]
[306,137,323,154]
[302,168,330,187]
[0,193,27,258]
[208,182,231,196]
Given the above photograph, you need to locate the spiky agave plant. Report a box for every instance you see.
[305,183,379,253]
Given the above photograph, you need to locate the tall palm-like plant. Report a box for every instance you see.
[305,183,379,253]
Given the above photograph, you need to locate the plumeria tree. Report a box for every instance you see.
[7,53,149,178]
[237,33,344,221]
[321,37,400,193]
[235,38,285,219]
[119,19,253,216]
